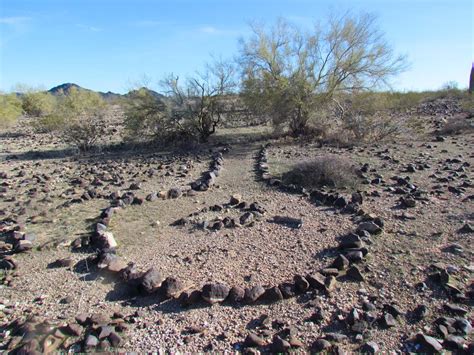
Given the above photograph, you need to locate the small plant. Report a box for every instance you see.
[282,155,360,189]
[0,93,22,128]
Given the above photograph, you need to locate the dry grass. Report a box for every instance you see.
[438,117,474,135]
[281,155,360,189]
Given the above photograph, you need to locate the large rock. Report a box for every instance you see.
[415,333,443,352]
[262,286,284,303]
[245,285,265,303]
[168,187,182,199]
[201,283,230,304]
[97,231,117,249]
[357,222,382,234]
[161,277,184,298]
[331,255,350,270]
[228,286,245,303]
[140,268,165,294]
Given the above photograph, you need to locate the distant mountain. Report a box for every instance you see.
[47,83,163,102]
[48,83,82,95]
[48,83,122,102]
[125,87,165,100]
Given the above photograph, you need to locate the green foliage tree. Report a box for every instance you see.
[0,93,23,128]
[123,87,173,142]
[33,87,108,151]
[21,90,56,117]
[239,13,407,136]
[58,87,108,151]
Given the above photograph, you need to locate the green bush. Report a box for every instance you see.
[30,114,65,133]
[123,88,172,142]
[21,91,56,117]
[58,88,107,151]
[0,93,22,128]
[32,87,108,151]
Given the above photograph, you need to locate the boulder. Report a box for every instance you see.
[168,187,182,199]
[140,267,165,294]
[262,286,284,303]
[201,283,230,304]
[228,286,245,303]
[161,277,184,298]
[245,285,265,303]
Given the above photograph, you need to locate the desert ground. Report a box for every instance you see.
[0,97,473,353]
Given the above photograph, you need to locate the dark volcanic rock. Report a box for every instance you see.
[201,283,230,304]
[161,277,184,298]
[139,267,165,294]
[228,286,245,303]
[245,285,265,303]
[262,286,284,303]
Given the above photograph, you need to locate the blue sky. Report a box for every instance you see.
[0,0,472,94]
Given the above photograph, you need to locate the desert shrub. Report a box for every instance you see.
[30,114,65,133]
[282,155,360,189]
[58,88,108,151]
[123,87,173,142]
[461,95,474,116]
[0,93,22,128]
[21,91,56,117]
[438,117,474,135]
[330,92,419,143]
[33,87,108,151]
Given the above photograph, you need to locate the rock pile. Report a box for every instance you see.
[2,312,128,352]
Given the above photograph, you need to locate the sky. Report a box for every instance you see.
[0,0,472,94]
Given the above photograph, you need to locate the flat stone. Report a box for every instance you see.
[357,222,382,234]
[201,283,230,304]
[244,332,266,347]
[105,258,127,273]
[416,333,443,352]
[382,313,397,328]
[346,266,364,281]
[108,331,122,347]
[306,273,326,291]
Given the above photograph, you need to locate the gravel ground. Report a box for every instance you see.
[1,110,473,352]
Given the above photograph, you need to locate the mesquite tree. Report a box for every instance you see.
[239,13,407,136]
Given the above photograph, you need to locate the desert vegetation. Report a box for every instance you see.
[1,10,473,355]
